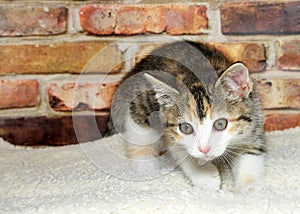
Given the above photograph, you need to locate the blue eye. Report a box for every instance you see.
[179,123,194,135]
[213,118,228,131]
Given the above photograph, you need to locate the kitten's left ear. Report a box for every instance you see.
[144,73,179,106]
[215,63,253,100]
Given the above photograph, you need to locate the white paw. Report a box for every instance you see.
[234,180,264,193]
[192,162,221,190]
[130,157,161,177]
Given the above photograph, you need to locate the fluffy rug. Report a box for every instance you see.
[1,128,300,213]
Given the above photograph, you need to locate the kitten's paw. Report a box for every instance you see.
[234,179,264,193]
[191,162,220,190]
[130,157,160,175]
[233,154,264,193]
[220,180,234,191]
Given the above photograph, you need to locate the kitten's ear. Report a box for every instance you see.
[144,73,179,106]
[215,63,253,100]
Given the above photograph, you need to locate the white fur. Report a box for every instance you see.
[129,156,161,176]
[233,154,264,192]
[175,112,232,163]
[179,159,220,190]
[171,110,264,190]
[122,111,162,146]
[123,112,164,175]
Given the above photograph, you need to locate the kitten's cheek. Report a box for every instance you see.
[227,123,237,135]
[211,141,229,157]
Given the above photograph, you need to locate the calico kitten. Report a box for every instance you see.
[106,41,266,192]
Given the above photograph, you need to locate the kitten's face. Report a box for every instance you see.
[145,62,253,164]
[160,63,253,164]
[168,95,239,164]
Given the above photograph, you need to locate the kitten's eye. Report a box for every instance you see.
[179,123,194,135]
[213,118,228,131]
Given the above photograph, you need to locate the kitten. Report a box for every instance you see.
[106,41,266,192]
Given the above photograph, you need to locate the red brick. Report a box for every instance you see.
[221,2,300,35]
[48,82,119,111]
[0,115,109,146]
[135,42,266,72]
[144,6,167,33]
[80,5,117,35]
[264,113,300,131]
[278,40,300,71]
[115,5,166,35]
[80,4,208,35]
[0,5,67,36]
[212,43,266,72]
[0,79,39,109]
[165,5,208,35]
[255,78,300,109]
[0,41,122,74]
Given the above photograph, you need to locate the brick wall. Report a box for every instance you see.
[0,1,299,146]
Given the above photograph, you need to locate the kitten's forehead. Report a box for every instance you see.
[185,94,211,122]
[185,88,230,123]
[188,82,211,119]
[209,93,228,113]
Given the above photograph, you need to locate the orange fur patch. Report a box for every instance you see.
[126,144,157,159]
[234,175,255,193]
[203,98,212,119]
[187,98,198,121]
[228,123,237,134]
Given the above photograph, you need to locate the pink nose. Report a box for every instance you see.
[198,146,211,154]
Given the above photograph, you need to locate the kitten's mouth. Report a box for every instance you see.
[198,157,212,166]
[198,159,208,166]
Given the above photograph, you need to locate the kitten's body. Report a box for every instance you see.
[106,41,265,192]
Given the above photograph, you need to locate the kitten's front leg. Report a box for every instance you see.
[212,160,234,191]
[179,159,220,190]
[232,154,264,193]
[126,143,161,174]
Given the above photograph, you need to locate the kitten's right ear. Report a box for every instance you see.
[215,63,253,101]
[144,73,179,106]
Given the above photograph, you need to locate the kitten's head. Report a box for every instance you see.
[145,63,254,164]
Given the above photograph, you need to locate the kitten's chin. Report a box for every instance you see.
[190,153,213,166]
[198,158,208,166]
[198,158,211,166]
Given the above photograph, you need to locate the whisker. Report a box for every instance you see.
[161,147,190,167]
[227,144,265,153]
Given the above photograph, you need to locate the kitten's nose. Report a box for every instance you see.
[198,146,211,154]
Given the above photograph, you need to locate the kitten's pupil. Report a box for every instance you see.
[213,118,228,131]
[179,123,194,135]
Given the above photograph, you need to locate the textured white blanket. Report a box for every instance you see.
[1,128,300,213]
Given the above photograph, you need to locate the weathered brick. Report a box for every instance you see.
[80,5,117,35]
[80,4,208,35]
[221,2,300,35]
[144,6,168,33]
[255,78,300,109]
[0,115,109,146]
[212,43,266,72]
[135,42,266,72]
[0,41,122,74]
[0,5,67,36]
[264,113,300,131]
[48,82,119,111]
[278,40,300,71]
[115,5,166,35]
[165,4,208,35]
[0,79,39,109]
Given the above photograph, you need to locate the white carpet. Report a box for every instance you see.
[1,128,300,213]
